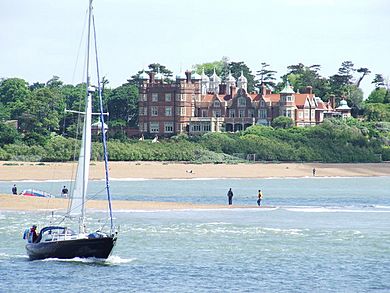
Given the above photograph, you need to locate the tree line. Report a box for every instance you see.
[0,59,389,163]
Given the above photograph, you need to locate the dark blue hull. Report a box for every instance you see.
[26,236,117,261]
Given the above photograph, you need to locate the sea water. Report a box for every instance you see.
[0,177,389,292]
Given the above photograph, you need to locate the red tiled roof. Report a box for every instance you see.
[294,94,315,106]
[263,94,280,103]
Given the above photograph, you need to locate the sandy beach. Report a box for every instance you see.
[1,161,389,211]
[1,161,390,181]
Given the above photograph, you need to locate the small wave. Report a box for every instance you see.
[283,206,390,213]
[105,255,135,264]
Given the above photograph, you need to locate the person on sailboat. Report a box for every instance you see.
[24,225,38,243]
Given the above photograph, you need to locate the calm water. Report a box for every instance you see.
[1,177,389,292]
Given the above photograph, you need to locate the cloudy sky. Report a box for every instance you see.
[1,0,389,97]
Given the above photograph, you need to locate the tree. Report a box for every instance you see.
[355,67,371,88]
[255,62,277,90]
[193,57,229,78]
[0,78,30,120]
[0,122,21,146]
[366,88,387,104]
[345,84,364,117]
[106,83,139,127]
[372,74,385,89]
[329,61,355,96]
[363,103,390,122]
[277,63,329,98]
[46,76,64,89]
[129,63,173,85]
[18,87,63,144]
[271,116,294,129]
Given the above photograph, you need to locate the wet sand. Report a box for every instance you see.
[0,194,241,211]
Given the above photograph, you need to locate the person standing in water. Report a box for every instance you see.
[257,190,263,206]
[227,188,233,205]
[12,184,17,195]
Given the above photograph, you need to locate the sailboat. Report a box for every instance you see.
[24,0,117,261]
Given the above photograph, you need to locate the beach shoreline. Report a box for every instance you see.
[1,161,389,181]
[1,161,389,211]
[0,194,246,211]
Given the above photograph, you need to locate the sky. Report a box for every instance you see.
[1,0,389,97]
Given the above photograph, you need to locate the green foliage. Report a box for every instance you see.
[367,88,387,104]
[363,103,390,122]
[271,116,294,129]
[107,83,139,127]
[0,122,21,146]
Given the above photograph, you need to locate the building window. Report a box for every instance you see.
[140,94,147,101]
[239,109,245,117]
[150,122,159,133]
[164,122,173,133]
[238,97,246,107]
[260,100,265,107]
[201,109,208,117]
[165,107,172,116]
[213,110,221,117]
[229,109,235,118]
[192,124,201,132]
[213,100,220,107]
[259,109,267,119]
[165,93,172,102]
[152,93,158,102]
[180,107,186,115]
[304,109,309,118]
[248,109,254,117]
[143,123,147,131]
[151,106,158,116]
[202,124,211,132]
[139,107,143,116]
[286,95,292,102]
[299,111,303,119]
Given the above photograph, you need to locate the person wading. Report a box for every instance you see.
[227,188,233,205]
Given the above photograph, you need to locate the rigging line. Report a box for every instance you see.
[92,12,114,233]
[71,8,89,85]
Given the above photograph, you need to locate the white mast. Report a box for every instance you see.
[68,0,94,234]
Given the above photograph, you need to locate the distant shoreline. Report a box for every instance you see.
[1,161,389,181]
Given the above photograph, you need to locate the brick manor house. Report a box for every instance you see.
[138,69,351,136]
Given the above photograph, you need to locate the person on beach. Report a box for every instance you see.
[312,168,316,176]
[227,188,233,205]
[61,186,69,198]
[12,184,17,195]
[257,190,263,206]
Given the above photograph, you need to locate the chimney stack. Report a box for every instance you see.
[219,84,227,95]
[149,72,155,84]
[329,94,336,109]
[306,86,313,94]
[185,71,191,83]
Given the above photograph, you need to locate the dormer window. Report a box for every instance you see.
[260,100,265,107]
[213,100,220,107]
